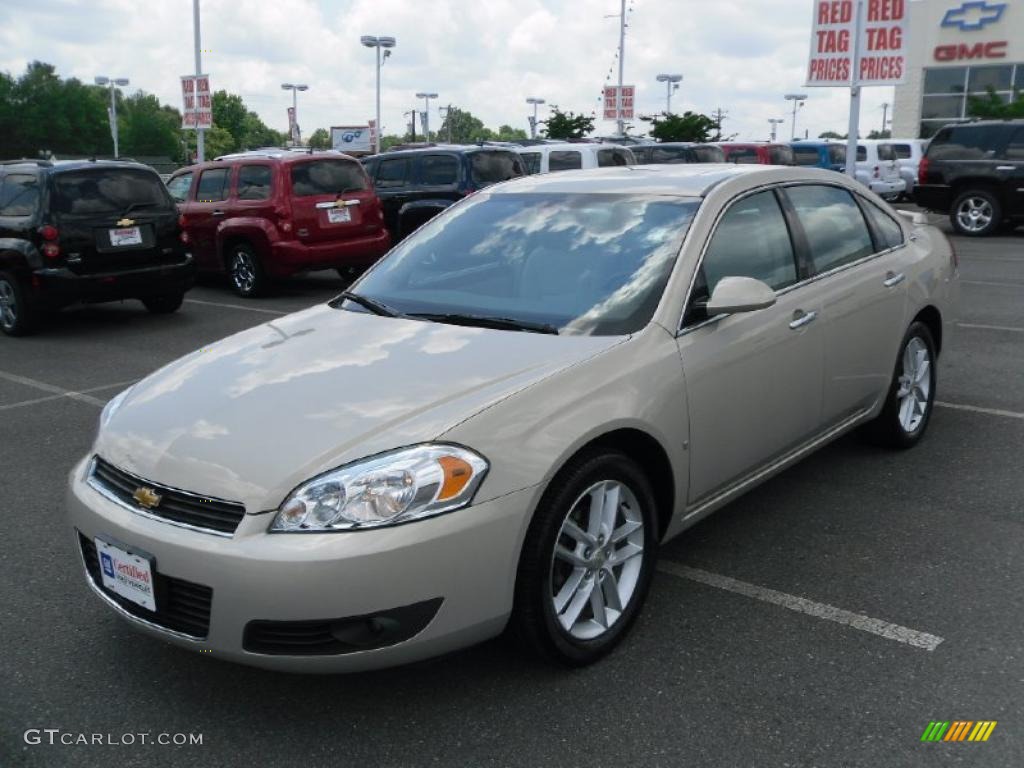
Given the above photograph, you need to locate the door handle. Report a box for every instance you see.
[883,271,905,287]
[788,310,817,330]
[211,210,226,216]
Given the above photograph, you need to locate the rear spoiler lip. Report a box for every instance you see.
[897,209,930,226]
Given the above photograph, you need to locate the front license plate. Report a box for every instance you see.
[327,207,352,224]
[109,226,143,246]
[95,538,156,611]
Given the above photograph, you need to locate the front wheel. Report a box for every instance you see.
[864,321,937,449]
[0,271,37,337]
[512,450,658,666]
[950,189,1001,237]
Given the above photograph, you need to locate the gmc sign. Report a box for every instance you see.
[933,41,1007,61]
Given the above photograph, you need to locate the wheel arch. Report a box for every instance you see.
[950,178,1007,209]
[913,305,943,358]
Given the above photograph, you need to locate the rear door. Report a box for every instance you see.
[233,163,276,224]
[411,153,460,203]
[288,157,378,245]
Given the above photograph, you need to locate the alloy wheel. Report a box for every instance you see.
[549,480,645,640]
[955,197,993,233]
[231,250,256,294]
[0,279,17,331]
[896,336,932,433]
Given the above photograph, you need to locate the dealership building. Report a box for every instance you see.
[893,0,1024,138]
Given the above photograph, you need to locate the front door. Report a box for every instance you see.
[189,166,232,271]
[677,189,824,503]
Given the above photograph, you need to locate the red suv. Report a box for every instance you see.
[717,143,796,166]
[167,151,390,297]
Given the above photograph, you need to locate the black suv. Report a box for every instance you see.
[915,120,1024,236]
[361,147,525,241]
[0,159,194,335]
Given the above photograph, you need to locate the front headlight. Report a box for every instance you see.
[270,444,489,532]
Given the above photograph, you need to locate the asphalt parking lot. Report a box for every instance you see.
[1,218,1021,768]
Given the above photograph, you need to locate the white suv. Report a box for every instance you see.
[888,139,929,198]
[515,143,635,174]
[855,141,906,200]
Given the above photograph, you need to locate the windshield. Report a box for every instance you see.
[52,169,172,216]
[347,192,699,336]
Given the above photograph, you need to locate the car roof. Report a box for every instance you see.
[0,159,156,175]
[374,145,519,158]
[489,163,809,197]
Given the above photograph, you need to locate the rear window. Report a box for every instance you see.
[927,126,1000,160]
[649,146,691,164]
[548,151,582,171]
[52,169,171,216]
[792,147,822,166]
[725,147,759,164]
[291,160,367,196]
[597,148,630,167]
[691,145,725,163]
[470,152,523,185]
[0,174,41,216]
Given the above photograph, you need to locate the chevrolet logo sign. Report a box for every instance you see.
[942,1,1006,31]
[132,486,162,509]
[116,218,136,227]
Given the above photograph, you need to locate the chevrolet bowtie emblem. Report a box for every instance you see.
[133,486,162,509]
[116,218,136,227]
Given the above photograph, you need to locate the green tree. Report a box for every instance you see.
[494,124,528,142]
[379,134,405,151]
[867,129,891,139]
[640,111,717,142]
[119,92,185,160]
[968,87,1024,119]
[182,125,236,161]
[307,128,331,149]
[818,130,847,139]
[436,107,488,143]
[211,90,247,152]
[542,109,594,140]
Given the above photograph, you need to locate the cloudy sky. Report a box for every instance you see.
[0,0,898,142]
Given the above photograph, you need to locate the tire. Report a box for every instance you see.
[141,292,184,314]
[226,243,267,298]
[512,449,659,666]
[864,321,938,449]
[0,270,37,337]
[950,189,1001,237]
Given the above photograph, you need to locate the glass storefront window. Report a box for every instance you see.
[921,94,964,120]
[968,65,1013,93]
[924,67,967,94]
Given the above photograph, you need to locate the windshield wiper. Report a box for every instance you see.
[410,313,559,335]
[331,291,406,318]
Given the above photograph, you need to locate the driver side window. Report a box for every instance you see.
[684,190,798,326]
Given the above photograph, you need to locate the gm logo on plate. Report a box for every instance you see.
[100,552,115,578]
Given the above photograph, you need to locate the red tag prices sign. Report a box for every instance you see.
[806,0,908,86]
[180,75,213,129]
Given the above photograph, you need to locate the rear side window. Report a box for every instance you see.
[1003,128,1024,161]
[725,147,759,164]
[195,168,230,203]
[892,144,912,159]
[375,158,411,188]
[53,169,172,214]
[650,146,691,163]
[597,149,629,167]
[786,185,874,273]
[862,201,905,250]
[877,144,896,161]
[692,145,725,163]
[470,152,523,185]
[856,146,868,161]
[927,126,998,160]
[291,160,367,196]
[0,174,41,216]
[768,146,795,165]
[548,151,583,171]
[418,155,459,185]
[237,165,272,200]
[792,147,823,166]
[520,152,542,174]
[166,172,193,203]
[632,147,652,163]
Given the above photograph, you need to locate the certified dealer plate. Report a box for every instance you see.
[327,207,352,224]
[109,226,143,247]
[95,538,156,611]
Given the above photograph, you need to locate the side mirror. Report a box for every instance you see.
[706,276,776,315]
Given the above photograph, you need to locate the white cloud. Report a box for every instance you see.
[0,0,897,144]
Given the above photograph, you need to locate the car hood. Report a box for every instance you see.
[95,304,622,512]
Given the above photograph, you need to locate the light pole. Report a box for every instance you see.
[415,92,438,140]
[192,0,204,162]
[784,93,808,141]
[526,97,545,139]
[361,35,397,154]
[880,102,890,135]
[281,83,309,145]
[94,76,129,158]
[768,118,785,142]
[655,74,682,114]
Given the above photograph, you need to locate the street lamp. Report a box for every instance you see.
[784,93,808,141]
[416,92,438,140]
[94,76,130,158]
[768,118,785,142]
[655,74,682,114]
[361,35,396,154]
[281,83,309,145]
[526,97,545,139]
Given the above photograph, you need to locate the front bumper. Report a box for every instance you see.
[67,457,536,673]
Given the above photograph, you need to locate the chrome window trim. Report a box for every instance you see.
[676,180,908,335]
[86,456,240,539]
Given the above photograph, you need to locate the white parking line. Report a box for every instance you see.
[658,562,944,651]
[956,322,1024,333]
[961,280,1024,289]
[936,401,1024,420]
[0,378,137,412]
[185,298,288,316]
[0,370,112,408]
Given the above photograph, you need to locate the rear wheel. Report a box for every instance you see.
[141,292,185,314]
[512,450,658,666]
[0,271,37,337]
[950,189,1001,237]
[864,321,937,449]
[227,243,267,298]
